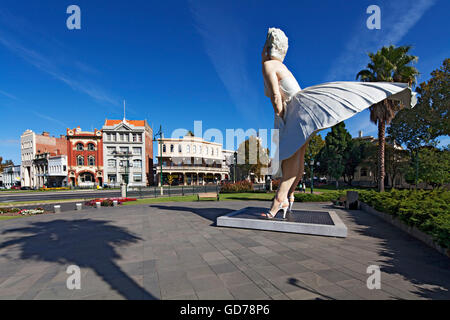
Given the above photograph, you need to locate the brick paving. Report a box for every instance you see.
[0,200,449,300]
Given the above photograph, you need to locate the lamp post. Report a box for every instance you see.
[118,152,133,198]
[233,151,237,183]
[153,125,164,195]
[310,159,314,194]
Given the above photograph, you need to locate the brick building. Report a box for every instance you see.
[66,127,104,187]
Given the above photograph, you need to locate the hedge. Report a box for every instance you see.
[358,188,450,249]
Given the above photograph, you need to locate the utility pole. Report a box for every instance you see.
[153,125,164,195]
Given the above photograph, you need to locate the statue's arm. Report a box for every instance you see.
[263,65,283,116]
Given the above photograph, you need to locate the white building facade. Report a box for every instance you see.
[3,165,21,189]
[155,133,231,186]
[102,119,153,187]
[48,155,68,187]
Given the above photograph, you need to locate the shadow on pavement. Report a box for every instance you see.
[149,204,233,225]
[0,219,157,300]
[322,204,450,300]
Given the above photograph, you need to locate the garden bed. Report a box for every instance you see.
[84,197,137,207]
[0,207,51,217]
[357,188,449,252]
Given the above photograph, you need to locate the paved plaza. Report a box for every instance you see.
[0,200,449,300]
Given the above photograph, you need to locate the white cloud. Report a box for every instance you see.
[189,1,262,124]
[326,0,437,81]
[0,90,18,100]
[0,11,119,106]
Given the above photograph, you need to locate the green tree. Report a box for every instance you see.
[410,147,450,188]
[236,136,270,180]
[343,139,372,186]
[388,58,449,149]
[304,133,325,179]
[357,45,419,192]
[384,137,411,188]
[0,157,14,173]
[317,122,352,188]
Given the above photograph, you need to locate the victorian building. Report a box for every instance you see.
[20,130,67,188]
[155,133,231,185]
[3,165,21,189]
[102,119,153,187]
[66,127,104,187]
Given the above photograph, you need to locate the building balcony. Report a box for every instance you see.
[155,165,230,173]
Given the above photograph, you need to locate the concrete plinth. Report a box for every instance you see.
[217,207,347,238]
[76,203,82,211]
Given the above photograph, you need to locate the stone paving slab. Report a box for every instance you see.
[0,200,449,300]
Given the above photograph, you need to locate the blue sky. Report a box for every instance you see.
[0,0,449,163]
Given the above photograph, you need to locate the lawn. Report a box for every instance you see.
[0,216,22,221]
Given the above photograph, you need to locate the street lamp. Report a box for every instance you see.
[118,153,133,197]
[233,151,237,183]
[153,125,164,195]
[310,159,314,194]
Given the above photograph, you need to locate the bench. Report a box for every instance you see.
[197,192,220,201]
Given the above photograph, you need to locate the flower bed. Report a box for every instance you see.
[84,197,137,207]
[220,181,254,193]
[0,207,46,216]
[38,187,71,191]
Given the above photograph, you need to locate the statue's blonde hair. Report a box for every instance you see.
[264,28,288,61]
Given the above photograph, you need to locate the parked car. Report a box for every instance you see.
[11,185,21,190]
[20,186,32,190]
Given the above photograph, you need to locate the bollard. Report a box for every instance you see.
[76,203,82,211]
[113,200,118,207]
[96,202,101,209]
[346,191,359,210]
[54,205,61,213]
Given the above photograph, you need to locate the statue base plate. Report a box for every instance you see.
[216,207,347,238]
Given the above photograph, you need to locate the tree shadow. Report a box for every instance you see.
[0,219,157,300]
[322,204,450,299]
[287,278,332,300]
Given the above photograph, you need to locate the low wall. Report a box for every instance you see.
[360,201,449,258]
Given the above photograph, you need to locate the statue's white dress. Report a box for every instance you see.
[265,76,417,167]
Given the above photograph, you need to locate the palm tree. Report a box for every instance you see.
[356,45,419,192]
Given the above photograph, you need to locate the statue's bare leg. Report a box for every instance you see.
[287,142,308,202]
[268,147,303,214]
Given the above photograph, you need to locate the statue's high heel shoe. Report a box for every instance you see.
[260,199,289,220]
[287,195,295,213]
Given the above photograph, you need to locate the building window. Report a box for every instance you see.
[106,134,110,141]
[193,145,196,153]
[170,144,174,153]
[108,159,116,168]
[120,147,129,154]
[137,133,142,142]
[186,145,190,153]
[111,133,116,141]
[107,147,116,155]
[133,159,142,168]
[132,134,137,142]
[163,144,166,153]
[199,146,202,154]
[133,173,142,182]
[88,156,95,166]
[133,147,142,155]
[76,143,84,151]
[178,144,182,152]
[88,143,95,151]
[77,156,84,166]
[361,168,368,177]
